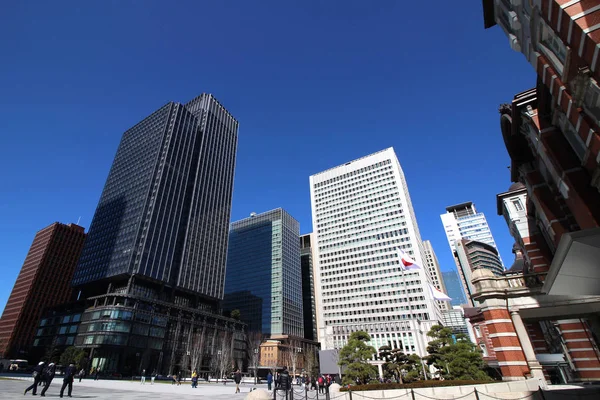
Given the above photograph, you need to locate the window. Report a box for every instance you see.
[512,199,524,212]
[538,20,566,73]
[474,326,482,338]
[479,343,488,357]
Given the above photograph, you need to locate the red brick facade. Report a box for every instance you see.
[0,223,86,359]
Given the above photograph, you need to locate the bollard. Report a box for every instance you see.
[410,389,416,400]
[473,388,480,400]
[537,387,547,400]
[348,387,353,400]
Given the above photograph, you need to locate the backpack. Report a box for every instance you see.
[318,376,324,385]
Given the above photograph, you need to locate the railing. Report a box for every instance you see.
[272,386,553,400]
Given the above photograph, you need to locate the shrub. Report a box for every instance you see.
[340,379,494,392]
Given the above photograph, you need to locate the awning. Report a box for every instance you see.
[543,228,600,296]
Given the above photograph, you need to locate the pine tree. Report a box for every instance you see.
[338,331,377,385]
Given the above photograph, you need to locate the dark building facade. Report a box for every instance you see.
[300,234,317,341]
[67,94,245,376]
[0,222,86,359]
[223,209,303,338]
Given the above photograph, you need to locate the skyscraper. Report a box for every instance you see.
[441,202,502,260]
[310,148,441,357]
[441,270,467,307]
[0,222,86,359]
[454,239,504,306]
[300,234,318,341]
[224,209,304,338]
[422,240,449,311]
[67,94,245,375]
[73,94,238,301]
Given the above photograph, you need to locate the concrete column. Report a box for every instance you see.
[511,311,546,386]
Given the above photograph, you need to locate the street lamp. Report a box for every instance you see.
[217,350,222,383]
[254,348,259,384]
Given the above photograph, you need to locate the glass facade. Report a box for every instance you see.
[441,270,468,307]
[73,94,238,300]
[300,234,317,341]
[223,209,303,337]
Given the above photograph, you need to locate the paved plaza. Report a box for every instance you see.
[0,377,276,399]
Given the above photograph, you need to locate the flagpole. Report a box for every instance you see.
[398,251,428,380]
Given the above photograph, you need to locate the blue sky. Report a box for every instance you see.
[0,1,535,314]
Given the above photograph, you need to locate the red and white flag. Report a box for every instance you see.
[428,283,452,302]
[396,248,422,271]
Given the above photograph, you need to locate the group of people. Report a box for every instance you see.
[23,361,76,398]
[266,367,333,394]
[139,369,158,384]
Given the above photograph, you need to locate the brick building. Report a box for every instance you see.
[0,222,86,359]
[477,0,600,383]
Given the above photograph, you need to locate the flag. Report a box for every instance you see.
[396,248,422,271]
[428,283,452,301]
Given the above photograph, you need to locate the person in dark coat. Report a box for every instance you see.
[59,363,76,398]
[278,367,291,393]
[24,362,46,395]
[266,372,273,391]
[40,363,56,397]
[233,369,242,393]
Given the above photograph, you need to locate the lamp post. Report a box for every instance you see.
[254,348,258,384]
[217,350,222,383]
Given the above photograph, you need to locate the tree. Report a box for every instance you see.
[338,331,377,385]
[378,346,421,384]
[246,331,263,383]
[425,325,491,381]
[287,339,302,379]
[304,348,318,378]
[230,309,241,320]
[190,327,206,373]
[59,347,87,369]
[217,332,233,380]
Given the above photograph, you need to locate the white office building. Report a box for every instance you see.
[310,148,441,357]
[440,202,504,266]
[423,240,449,311]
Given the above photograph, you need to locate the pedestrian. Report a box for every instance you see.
[233,369,242,393]
[40,362,56,397]
[94,368,100,381]
[24,361,46,395]
[78,368,85,382]
[59,363,76,398]
[191,369,198,388]
[151,369,157,385]
[141,369,146,384]
[277,366,291,396]
[266,371,273,391]
[318,374,325,394]
[177,371,182,386]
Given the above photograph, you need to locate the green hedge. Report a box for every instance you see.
[340,380,495,392]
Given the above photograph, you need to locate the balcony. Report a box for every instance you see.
[542,228,600,296]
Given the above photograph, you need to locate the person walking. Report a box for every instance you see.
[40,363,56,397]
[318,374,325,394]
[94,369,100,381]
[59,363,76,398]
[140,369,146,384]
[24,362,46,395]
[266,372,273,391]
[78,368,85,383]
[191,369,198,388]
[176,371,182,386]
[233,369,242,393]
[278,366,291,397]
[151,369,157,385]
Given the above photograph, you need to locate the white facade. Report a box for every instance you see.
[497,186,530,247]
[310,148,441,357]
[422,240,449,311]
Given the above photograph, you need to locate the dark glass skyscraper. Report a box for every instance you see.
[74,94,237,303]
[224,209,303,337]
[300,234,317,341]
[66,94,245,376]
[441,270,468,307]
